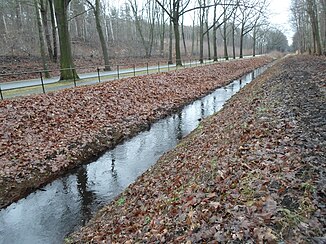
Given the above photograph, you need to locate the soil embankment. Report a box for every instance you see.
[69,55,325,243]
[0,57,271,209]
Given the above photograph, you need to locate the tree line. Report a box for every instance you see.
[0,0,289,80]
[291,0,326,55]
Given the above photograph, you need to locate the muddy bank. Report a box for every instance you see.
[69,55,325,243]
[0,56,272,209]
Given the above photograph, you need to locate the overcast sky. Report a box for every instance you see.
[268,0,294,44]
[109,0,294,44]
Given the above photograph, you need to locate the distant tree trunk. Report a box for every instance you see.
[160,0,165,56]
[1,14,7,34]
[181,15,188,56]
[168,19,173,64]
[238,2,265,59]
[213,4,218,61]
[86,0,111,70]
[239,25,244,58]
[0,11,8,44]
[49,0,58,62]
[307,0,322,55]
[199,3,205,64]
[213,27,217,61]
[155,0,188,66]
[106,17,115,42]
[129,0,148,57]
[95,0,111,70]
[35,0,50,77]
[191,16,196,55]
[71,0,85,40]
[322,0,326,53]
[15,0,23,30]
[206,6,211,60]
[148,6,155,57]
[232,12,236,59]
[54,0,79,80]
[252,26,256,57]
[40,0,54,62]
[223,21,228,60]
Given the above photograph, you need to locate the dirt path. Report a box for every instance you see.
[0,57,272,209]
[69,55,325,243]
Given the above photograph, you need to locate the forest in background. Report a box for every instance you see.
[0,0,325,79]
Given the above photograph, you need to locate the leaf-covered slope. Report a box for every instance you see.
[0,57,272,208]
[69,55,325,243]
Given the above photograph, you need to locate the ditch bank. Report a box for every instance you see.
[0,65,267,243]
[0,56,273,209]
[69,55,325,243]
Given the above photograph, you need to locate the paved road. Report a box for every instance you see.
[0,55,256,98]
[0,61,202,91]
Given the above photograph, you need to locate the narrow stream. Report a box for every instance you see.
[0,67,266,244]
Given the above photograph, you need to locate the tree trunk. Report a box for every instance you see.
[206,21,211,60]
[173,19,182,66]
[148,8,155,58]
[322,0,326,53]
[107,17,115,42]
[223,21,228,60]
[1,14,7,34]
[168,19,173,64]
[213,27,218,61]
[15,0,23,30]
[239,26,244,58]
[94,0,111,70]
[307,0,322,55]
[129,0,149,57]
[0,11,8,44]
[206,6,211,60]
[232,13,236,59]
[35,0,50,77]
[199,6,205,64]
[40,0,54,62]
[191,16,196,55]
[160,2,165,56]
[252,26,256,57]
[54,0,79,80]
[49,0,58,62]
[71,0,85,39]
[213,4,218,61]
[181,16,188,56]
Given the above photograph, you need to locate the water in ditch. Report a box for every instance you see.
[0,67,266,244]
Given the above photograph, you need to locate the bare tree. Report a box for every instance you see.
[291,0,325,55]
[198,0,206,63]
[238,0,265,58]
[206,0,237,61]
[86,0,111,70]
[155,0,193,65]
[204,0,212,60]
[181,14,188,56]
[129,0,156,58]
[34,0,50,77]
[39,0,54,62]
[306,0,322,55]
[159,0,167,56]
